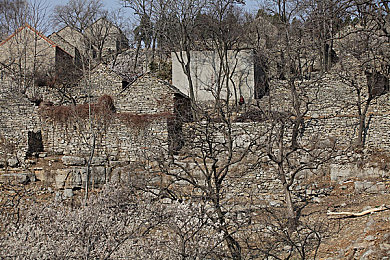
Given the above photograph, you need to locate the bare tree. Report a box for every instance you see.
[52,0,103,33]
[51,0,107,203]
[301,0,348,72]
[123,0,154,70]
[145,3,271,259]
[155,0,208,104]
[242,4,339,259]
[333,0,390,148]
[1,179,227,259]
[52,0,128,65]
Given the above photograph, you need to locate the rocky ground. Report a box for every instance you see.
[311,181,390,259]
[1,157,389,259]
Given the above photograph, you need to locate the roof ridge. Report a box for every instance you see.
[24,23,56,46]
[0,25,26,47]
[48,31,77,49]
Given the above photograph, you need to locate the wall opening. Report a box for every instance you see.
[254,54,269,99]
[168,118,183,155]
[122,80,129,89]
[27,130,44,157]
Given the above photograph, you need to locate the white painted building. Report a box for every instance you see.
[172,49,267,103]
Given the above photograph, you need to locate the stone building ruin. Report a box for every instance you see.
[0,23,75,94]
[0,22,390,202]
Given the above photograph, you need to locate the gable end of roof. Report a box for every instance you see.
[0,24,74,58]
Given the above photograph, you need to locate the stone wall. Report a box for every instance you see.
[51,18,128,64]
[116,74,179,114]
[48,33,77,58]
[73,64,124,104]
[0,25,73,78]
[38,73,188,160]
[41,116,169,161]
[85,18,128,59]
[254,75,390,150]
[0,79,41,162]
[2,45,389,204]
[53,26,85,56]
[73,68,182,114]
[0,71,188,172]
[179,117,389,206]
[0,26,55,73]
[27,63,124,106]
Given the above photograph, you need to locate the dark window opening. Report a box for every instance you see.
[174,95,192,123]
[254,63,269,99]
[366,70,389,97]
[122,80,129,89]
[116,39,120,53]
[168,118,184,155]
[27,131,44,157]
[89,45,97,59]
[254,52,270,99]
[74,48,83,69]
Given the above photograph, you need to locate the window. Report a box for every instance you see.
[122,80,129,89]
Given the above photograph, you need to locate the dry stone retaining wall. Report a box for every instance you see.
[1,69,390,204]
[41,117,169,161]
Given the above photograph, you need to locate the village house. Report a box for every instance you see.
[0,22,188,174]
[172,49,268,103]
[1,20,390,212]
[0,23,74,93]
[49,17,128,66]
[48,26,83,67]
[85,18,129,60]
[40,73,191,160]
[69,63,132,104]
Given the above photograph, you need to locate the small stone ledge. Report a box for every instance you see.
[62,156,86,166]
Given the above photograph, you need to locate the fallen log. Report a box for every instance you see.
[327,205,389,218]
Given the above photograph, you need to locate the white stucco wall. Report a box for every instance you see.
[172,49,255,102]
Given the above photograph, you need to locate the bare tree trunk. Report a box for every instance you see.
[84,61,96,206]
[276,128,296,224]
[184,49,195,104]
[133,38,142,71]
[356,114,365,148]
[214,196,242,260]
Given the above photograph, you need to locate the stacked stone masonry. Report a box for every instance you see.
[256,76,390,150]
[1,50,389,205]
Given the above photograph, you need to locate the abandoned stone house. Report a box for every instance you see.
[71,63,132,104]
[48,26,84,66]
[2,20,390,194]
[172,49,268,103]
[86,18,129,59]
[1,69,190,161]
[49,17,128,65]
[0,23,74,90]
[0,22,191,175]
